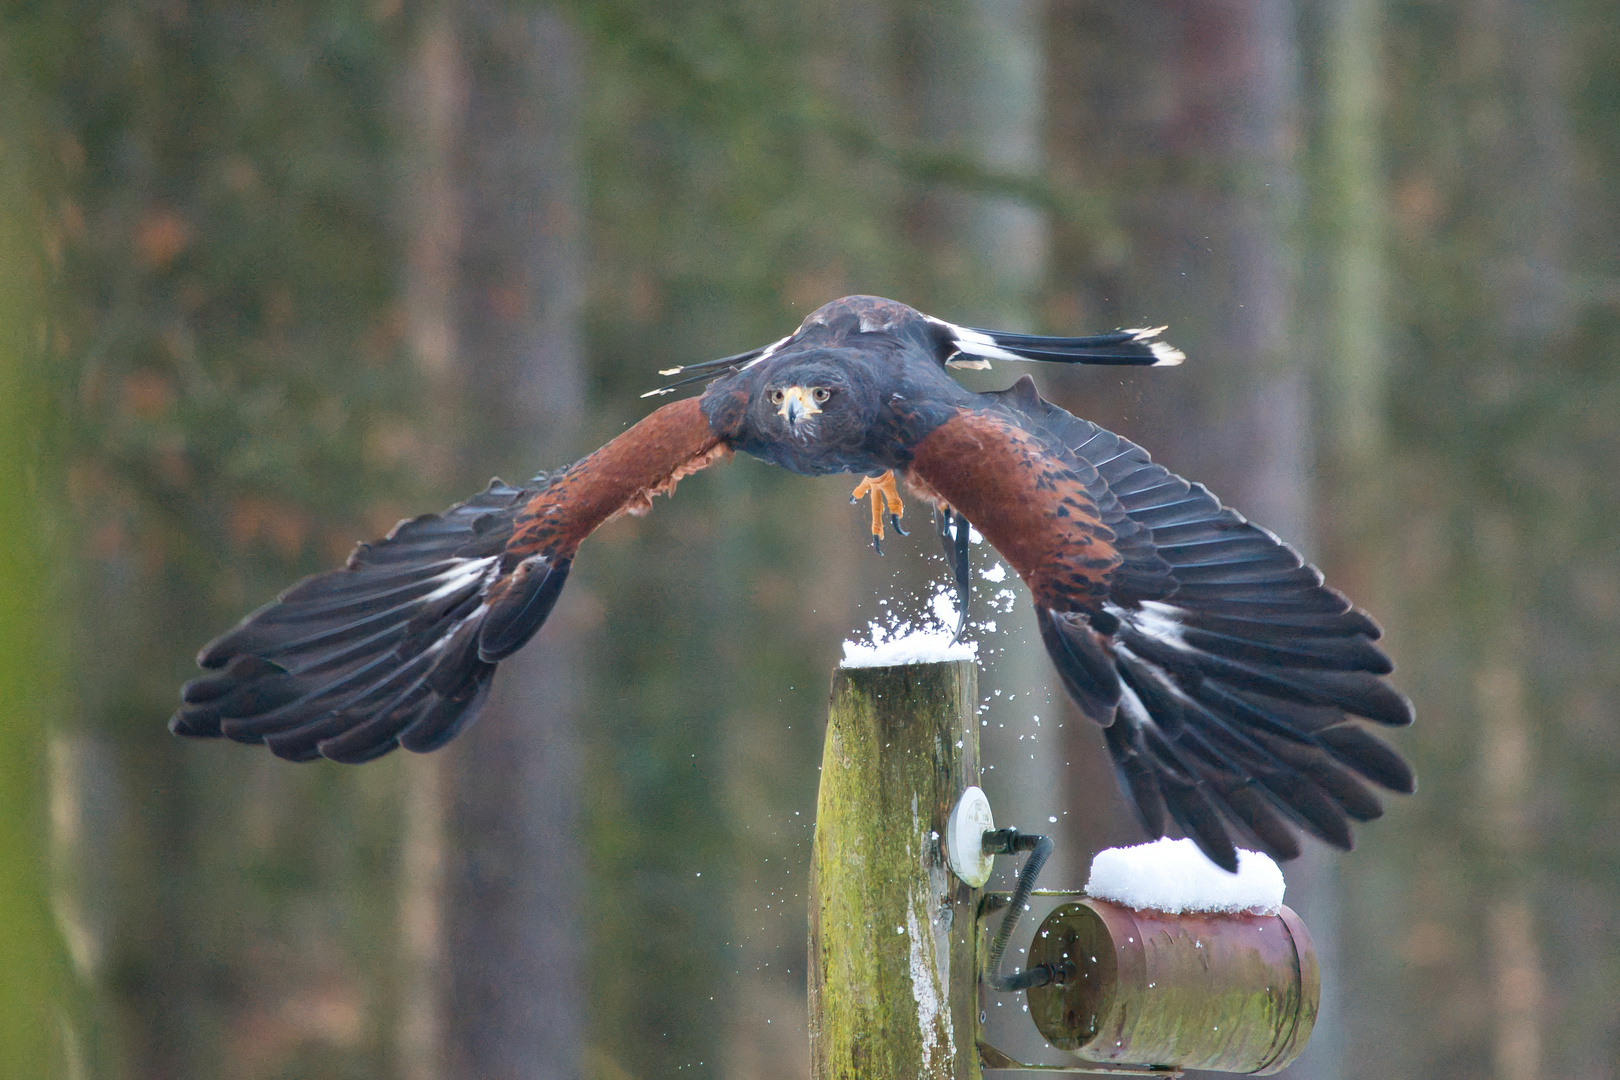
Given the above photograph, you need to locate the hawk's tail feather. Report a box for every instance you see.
[640,342,773,397]
[944,322,1185,367]
[171,480,540,764]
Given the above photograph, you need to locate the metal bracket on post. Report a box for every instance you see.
[975,1040,1183,1076]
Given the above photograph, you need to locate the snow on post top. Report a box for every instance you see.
[840,585,979,668]
[840,630,976,668]
[1084,838,1285,916]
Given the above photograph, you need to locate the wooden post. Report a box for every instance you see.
[808,661,982,1080]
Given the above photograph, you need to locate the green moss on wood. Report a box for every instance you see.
[808,661,982,1080]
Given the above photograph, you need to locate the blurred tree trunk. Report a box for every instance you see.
[400,5,586,1079]
[35,7,421,1079]
[1042,4,1336,1077]
[0,72,84,1078]
[1303,0,1402,1077]
[1368,2,1580,1077]
[443,5,585,1077]
[396,12,461,1080]
[891,0,1066,1063]
[1298,2,1394,1076]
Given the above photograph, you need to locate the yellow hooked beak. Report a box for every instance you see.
[775,385,823,423]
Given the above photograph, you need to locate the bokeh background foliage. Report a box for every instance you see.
[1,1,1617,1078]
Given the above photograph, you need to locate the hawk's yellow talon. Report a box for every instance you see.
[851,471,905,547]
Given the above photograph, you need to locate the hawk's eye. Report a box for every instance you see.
[769,389,785,405]
[812,387,831,404]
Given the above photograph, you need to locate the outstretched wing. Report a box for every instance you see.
[172,397,727,764]
[904,377,1414,871]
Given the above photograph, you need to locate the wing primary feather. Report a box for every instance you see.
[1218,783,1303,861]
[308,630,483,762]
[278,557,474,601]
[1314,723,1418,793]
[1118,622,1412,726]
[1035,607,1121,724]
[1178,607,1383,641]
[1259,738,1386,822]
[398,669,495,754]
[1107,690,1168,837]
[220,636,441,741]
[1173,624,1393,674]
[1128,664,1353,852]
[1140,727,1239,872]
[198,572,469,661]
[478,556,572,662]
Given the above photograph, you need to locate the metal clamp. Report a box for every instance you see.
[977,1039,1183,1076]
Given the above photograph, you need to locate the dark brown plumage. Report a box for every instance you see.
[174,295,1414,871]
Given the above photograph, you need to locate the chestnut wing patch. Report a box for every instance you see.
[904,408,1131,612]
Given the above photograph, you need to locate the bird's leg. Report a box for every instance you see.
[850,474,884,553]
[934,507,972,641]
[850,471,907,554]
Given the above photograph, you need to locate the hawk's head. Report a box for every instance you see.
[702,348,888,475]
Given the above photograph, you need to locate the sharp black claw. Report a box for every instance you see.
[952,513,971,641]
[933,509,973,642]
[889,513,909,537]
[872,534,883,556]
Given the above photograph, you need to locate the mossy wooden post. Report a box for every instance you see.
[808,661,981,1080]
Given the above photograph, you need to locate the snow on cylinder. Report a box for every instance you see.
[1084,838,1286,916]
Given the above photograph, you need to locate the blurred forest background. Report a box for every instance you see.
[1,1,1617,1078]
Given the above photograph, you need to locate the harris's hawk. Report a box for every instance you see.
[172,295,1414,871]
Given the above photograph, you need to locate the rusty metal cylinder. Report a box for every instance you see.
[1024,898,1318,1075]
